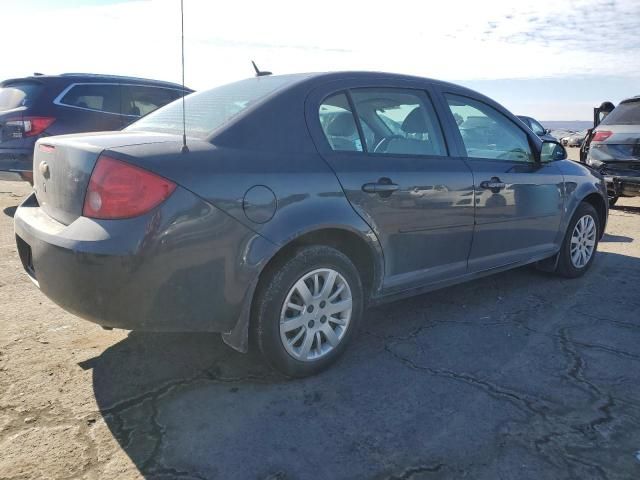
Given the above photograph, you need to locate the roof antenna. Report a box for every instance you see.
[251,60,272,77]
[180,0,189,153]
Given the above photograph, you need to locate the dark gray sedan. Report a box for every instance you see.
[14,72,608,377]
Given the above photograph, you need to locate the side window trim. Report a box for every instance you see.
[53,82,184,117]
[443,91,537,163]
[345,89,368,153]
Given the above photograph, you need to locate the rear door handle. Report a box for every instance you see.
[480,177,506,193]
[362,178,399,195]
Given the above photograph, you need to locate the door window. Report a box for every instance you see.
[350,88,447,156]
[446,94,533,163]
[59,84,122,114]
[318,93,363,152]
[529,118,546,136]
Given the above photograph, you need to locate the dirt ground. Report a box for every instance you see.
[1,152,640,479]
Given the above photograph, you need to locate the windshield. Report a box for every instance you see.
[601,100,640,126]
[126,75,305,139]
[0,81,43,111]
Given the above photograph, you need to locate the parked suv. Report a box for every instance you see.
[586,96,640,205]
[0,73,192,182]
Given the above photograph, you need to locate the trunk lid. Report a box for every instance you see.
[33,131,180,225]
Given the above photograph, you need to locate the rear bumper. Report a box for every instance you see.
[0,147,33,182]
[605,175,640,197]
[13,189,275,333]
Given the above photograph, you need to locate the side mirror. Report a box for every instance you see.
[540,140,567,162]
[545,128,552,134]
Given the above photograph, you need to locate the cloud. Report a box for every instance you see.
[1,0,638,119]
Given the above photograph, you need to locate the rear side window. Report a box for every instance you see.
[350,88,447,156]
[319,93,363,152]
[601,100,640,125]
[0,82,43,111]
[59,84,122,114]
[123,86,181,117]
[127,75,299,139]
[446,94,533,163]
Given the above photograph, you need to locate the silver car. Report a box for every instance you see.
[586,96,640,205]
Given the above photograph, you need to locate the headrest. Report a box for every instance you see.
[326,112,357,137]
[402,107,427,134]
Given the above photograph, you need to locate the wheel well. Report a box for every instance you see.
[256,229,378,303]
[582,193,607,236]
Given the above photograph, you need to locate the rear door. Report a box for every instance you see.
[439,90,564,272]
[307,81,475,292]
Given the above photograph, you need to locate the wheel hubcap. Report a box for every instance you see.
[280,268,353,362]
[570,214,597,268]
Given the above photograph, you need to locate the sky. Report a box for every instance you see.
[3,0,639,121]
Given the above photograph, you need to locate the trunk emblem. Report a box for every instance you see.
[39,161,50,179]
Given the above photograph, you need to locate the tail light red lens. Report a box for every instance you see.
[83,156,176,219]
[592,130,612,142]
[6,116,55,137]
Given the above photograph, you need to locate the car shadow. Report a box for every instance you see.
[3,206,16,218]
[87,251,640,479]
[612,204,640,215]
[601,233,633,243]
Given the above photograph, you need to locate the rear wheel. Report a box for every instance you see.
[253,245,363,377]
[555,202,600,278]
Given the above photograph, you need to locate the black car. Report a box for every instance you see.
[14,71,608,377]
[517,115,556,142]
[0,73,192,183]
[586,96,640,205]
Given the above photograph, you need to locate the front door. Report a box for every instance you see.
[443,92,564,272]
[311,86,475,292]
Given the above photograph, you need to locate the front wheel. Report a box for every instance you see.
[555,202,600,278]
[253,245,363,377]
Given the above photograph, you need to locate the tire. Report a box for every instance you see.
[555,202,600,278]
[253,245,363,377]
[608,195,618,207]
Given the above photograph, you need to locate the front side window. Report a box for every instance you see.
[60,84,122,114]
[350,88,447,156]
[529,118,546,136]
[446,94,533,163]
[319,93,363,152]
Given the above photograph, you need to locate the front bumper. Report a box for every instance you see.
[13,188,273,333]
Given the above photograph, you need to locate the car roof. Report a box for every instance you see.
[620,95,640,104]
[1,73,191,90]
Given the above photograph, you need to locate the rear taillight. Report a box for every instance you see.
[83,156,176,219]
[592,130,612,142]
[6,116,55,138]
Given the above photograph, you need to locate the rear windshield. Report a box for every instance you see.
[601,100,640,125]
[126,75,302,139]
[0,82,42,111]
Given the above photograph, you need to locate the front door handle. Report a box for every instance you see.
[480,177,506,193]
[362,178,399,196]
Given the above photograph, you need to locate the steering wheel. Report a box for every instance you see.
[373,135,404,153]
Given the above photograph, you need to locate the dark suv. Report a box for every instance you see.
[0,73,192,182]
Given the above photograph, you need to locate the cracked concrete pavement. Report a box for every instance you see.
[1,170,640,479]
